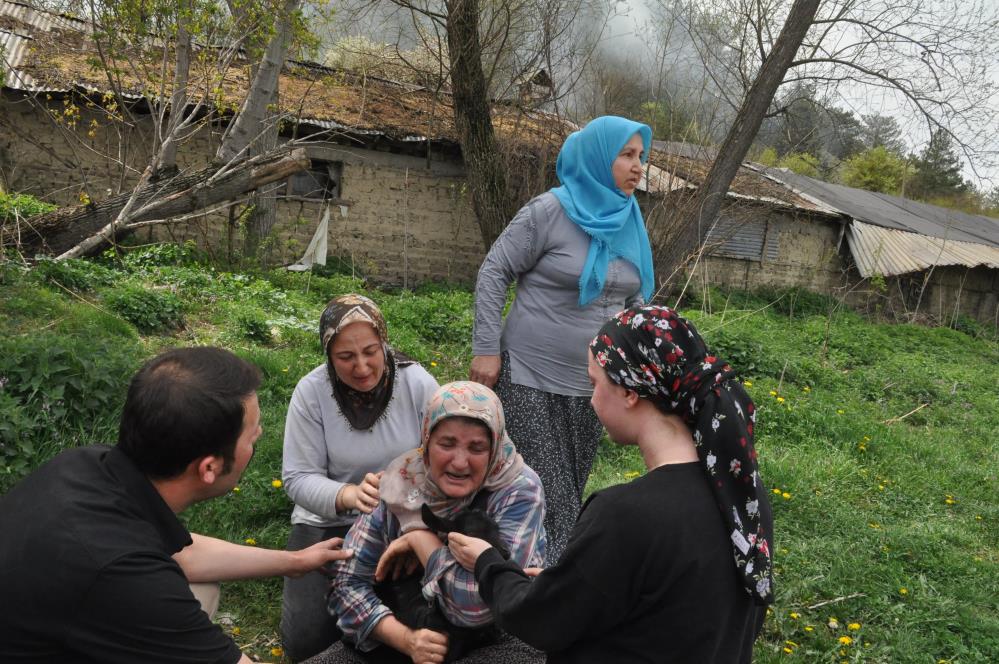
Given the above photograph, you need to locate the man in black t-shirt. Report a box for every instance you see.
[0,347,353,664]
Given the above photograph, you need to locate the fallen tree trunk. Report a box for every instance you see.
[4,147,310,257]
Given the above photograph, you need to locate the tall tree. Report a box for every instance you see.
[909,130,968,200]
[657,0,822,283]
[858,113,906,155]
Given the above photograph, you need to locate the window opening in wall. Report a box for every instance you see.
[282,160,343,201]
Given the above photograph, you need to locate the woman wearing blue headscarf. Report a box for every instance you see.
[469,116,655,563]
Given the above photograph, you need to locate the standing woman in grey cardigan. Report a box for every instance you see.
[469,116,655,563]
[281,294,439,661]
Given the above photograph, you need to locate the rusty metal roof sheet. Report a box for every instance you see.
[847,220,999,278]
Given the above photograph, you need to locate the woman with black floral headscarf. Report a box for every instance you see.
[449,305,774,663]
[280,294,440,661]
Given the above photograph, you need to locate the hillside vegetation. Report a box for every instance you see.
[1,246,996,663]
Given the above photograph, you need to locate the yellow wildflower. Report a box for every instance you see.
[232,626,240,635]
[624,471,641,479]
[827,617,839,629]
[232,486,241,493]
[838,636,853,645]
[282,367,289,372]
[804,626,814,632]
[743,380,753,387]
[836,409,845,415]
[944,496,956,505]
[271,647,284,657]
[783,647,793,654]
[785,640,798,647]
[272,479,283,488]
[899,587,908,595]
[868,522,881,529]
[789,612,800,620]
[430,361,438,367]
[776,396,785,403]
[802,385,810,392]
[773,488,782,495]
[975,515,983,521]
[782,492,791,500]
[245,538,257,546]
[848,622,861,630]
[769,390,777,396]
[878,484,885,491]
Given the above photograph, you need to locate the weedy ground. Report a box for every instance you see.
[1,245,996,663]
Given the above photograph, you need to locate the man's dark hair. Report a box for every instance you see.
[117,347,262,479]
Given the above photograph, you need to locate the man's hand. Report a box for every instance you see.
[288,537,353,577]
[405,627,449,664]
[375,534,421,582]
[447,532,493,572]
[340,472,382,514]
[469,355,501,388]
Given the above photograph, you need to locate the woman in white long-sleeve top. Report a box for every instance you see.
[469,116,655,563]
[281,294,439,662]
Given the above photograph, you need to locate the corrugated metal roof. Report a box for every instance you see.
[847,220,999,277]
[766,168,999,249]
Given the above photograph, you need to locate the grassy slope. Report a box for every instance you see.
[1,252,996,663]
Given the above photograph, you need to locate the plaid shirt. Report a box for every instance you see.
[329,468,546,650]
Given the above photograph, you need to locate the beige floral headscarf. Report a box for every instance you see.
[381,381,525,533]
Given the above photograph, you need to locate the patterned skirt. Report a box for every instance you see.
[494,353,604,565]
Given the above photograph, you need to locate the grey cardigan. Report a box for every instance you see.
[473,192,644,397]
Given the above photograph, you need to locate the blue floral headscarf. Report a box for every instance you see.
[550,116,655,306]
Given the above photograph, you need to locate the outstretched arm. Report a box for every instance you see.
[173,533,352,582]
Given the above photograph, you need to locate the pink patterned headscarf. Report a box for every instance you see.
[381,381,525,533]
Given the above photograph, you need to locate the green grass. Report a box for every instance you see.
[1,250,997,662]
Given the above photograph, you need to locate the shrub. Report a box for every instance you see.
[0,192,57,222]
[103,284,184,333]
[234,307,273,344]
[32,258,118,291]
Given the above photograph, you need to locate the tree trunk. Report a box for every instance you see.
[3,148,310,257]
[155,14,192,175]
[217,0,300,164]
[656,0,822,286]
[445,0,514,249]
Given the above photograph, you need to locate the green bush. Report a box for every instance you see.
[103,284,185,333]
[233,307,272,344]
[0,192,56,222]
[32,257,118,291]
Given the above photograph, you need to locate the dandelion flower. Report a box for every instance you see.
[232,627,240,635]
[773,488,782,495]
[776,396,785,403]
[782,647,793,654]
[232,486,241,493]
[944,497,956,505]
[744,380,753,387]
[782,492,791,500]
[271,647,284,657]
[245,538,257,546]
[785,640,798,647]
[430,361,438,367]
[899,587,908,595]
[769,390,778,396]
[838,636,853,645]
[848,623,861,630]
[836,409,845,415]
[789,612,800,620]
[272,479,283,488]
[827,617,840,629]
[282,367,289,372]
[878,484,885,491]
[975,515,983,520]
[804,626,814,633]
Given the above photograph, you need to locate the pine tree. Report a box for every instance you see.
[909,130,967,200]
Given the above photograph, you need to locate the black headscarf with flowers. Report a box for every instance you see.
[589,305,773,604]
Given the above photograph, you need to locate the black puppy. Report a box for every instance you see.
[370,503,508,663]
[420,503,511,560]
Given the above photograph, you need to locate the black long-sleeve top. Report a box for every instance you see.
[474,462,771,663]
